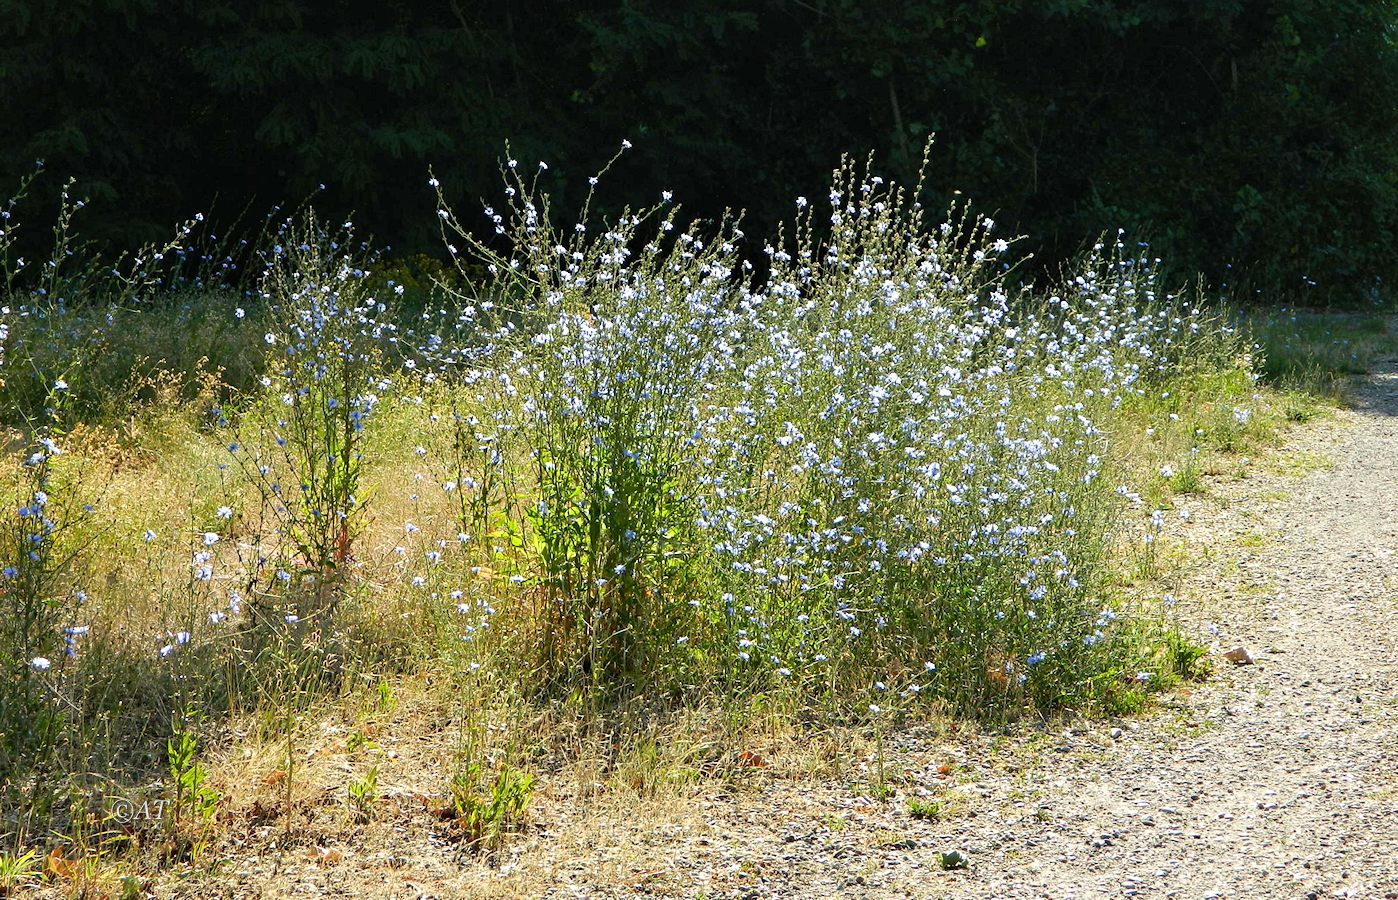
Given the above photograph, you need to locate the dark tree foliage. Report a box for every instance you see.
[2,0,1395,301]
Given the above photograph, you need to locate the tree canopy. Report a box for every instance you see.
[3,0,1395,301]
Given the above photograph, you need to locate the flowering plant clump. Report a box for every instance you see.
[223,214,397,643]
[692,163,1222,710]
[0,167,206,431]
[0,147,1254,821]
[0,434,86,772]
[413,148,1235,712]
[0,172,116,777]
[423,148,743,687]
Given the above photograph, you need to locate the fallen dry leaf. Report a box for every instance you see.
[736,750,767,768]
[45,846,76,880]
[313,846,344,865]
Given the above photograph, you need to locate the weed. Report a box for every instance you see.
[166,713,219,856]
[347,765,379,823]
[346,728,378,754]
[907,798,943,820]
[447,762,535,851]
[0,422,99,787]
[0,848,38,893]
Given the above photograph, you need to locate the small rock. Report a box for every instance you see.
[939,849,969,870]
[1110,727,1123,740]
[1223,646,1254,665]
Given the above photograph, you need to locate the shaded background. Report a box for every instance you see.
[3,0,1396,302]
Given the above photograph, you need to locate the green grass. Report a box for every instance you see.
[1247,310,1398,399]
[906,797,945,820]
